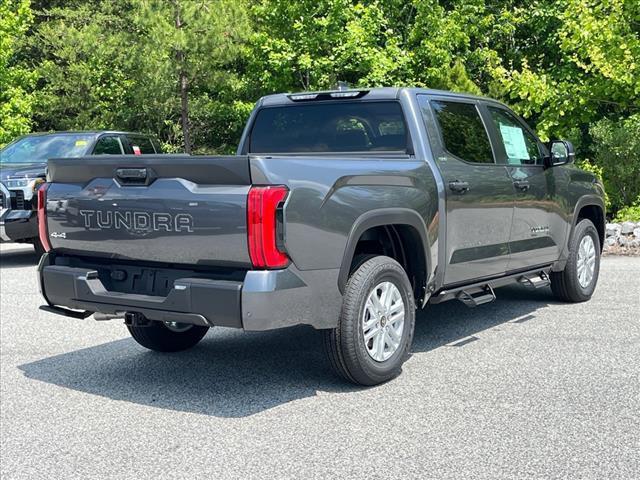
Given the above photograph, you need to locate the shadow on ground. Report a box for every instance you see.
[19,284,557,418]
[0,246,39,268]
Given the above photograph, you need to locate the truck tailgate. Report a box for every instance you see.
[44,155,252,267]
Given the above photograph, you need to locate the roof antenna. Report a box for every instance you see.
[335,81,350,91]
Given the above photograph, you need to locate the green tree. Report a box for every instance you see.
[0,0,35,146]
[590,114,640,212]
[28,1,137,132]
[247,0,412,94]
[489,0,640,141]
[7,0,640,216]
[135,0,249,153]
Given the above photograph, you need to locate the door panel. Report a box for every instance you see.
[505,166,565,269]
[439,159,515,284]
[419,96,515,286]
[482,105,564,269]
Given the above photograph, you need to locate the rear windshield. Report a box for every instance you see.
[248,101,409,153]
[0,134,94,164]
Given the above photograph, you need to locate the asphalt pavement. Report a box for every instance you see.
[1,242,638,479]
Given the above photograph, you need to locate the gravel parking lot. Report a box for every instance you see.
[1,242,638,479]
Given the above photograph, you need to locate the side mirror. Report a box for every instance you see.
[545,140,575,168]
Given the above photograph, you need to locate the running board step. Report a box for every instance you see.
[518,271,550,289]
[428,265,553,306]
[457,286,495,308]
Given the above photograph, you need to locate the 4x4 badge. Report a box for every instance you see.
[50,232,67,239]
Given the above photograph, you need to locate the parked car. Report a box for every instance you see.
[36,88,605,385]
[0,131,162,254]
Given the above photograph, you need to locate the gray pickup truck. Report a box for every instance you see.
[37,88,606,385]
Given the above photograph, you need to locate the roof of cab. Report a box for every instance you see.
[16,131,154,138]
[258,87,502,107]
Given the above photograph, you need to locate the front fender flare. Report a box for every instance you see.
[555,195,605,271]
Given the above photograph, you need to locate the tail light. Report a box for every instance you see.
[247,185,289,269]
[37,183,52,253]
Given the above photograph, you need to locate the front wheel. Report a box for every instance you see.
[127,321,209,352]
[551,219,601,302]
[324,255,416,386]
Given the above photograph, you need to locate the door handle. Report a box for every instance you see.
[513,180,530,191]
[513,180,531,192]
[449,180,470,193]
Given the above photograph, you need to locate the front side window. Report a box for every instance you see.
[431,100,494,164]
[249,101,408,153]
[488,107,543,165]
[93,136,122,155]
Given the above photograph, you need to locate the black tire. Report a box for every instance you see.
[127,321,209,352]
[551,219,601,302]
[33,237,46,257]
[324,255,416,386]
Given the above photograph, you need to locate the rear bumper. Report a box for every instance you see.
[0,207,37,243]
[38,254,342,331]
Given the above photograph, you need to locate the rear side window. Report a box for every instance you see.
[151,138,164,153]
[431,100,494,164]
[93,136,122,155]
[127,136,155,154]
[249,102,408,153]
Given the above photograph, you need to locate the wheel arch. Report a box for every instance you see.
[555,195,606,272]
[553,195,606,272]
[573,196,605,251]
[338,208,431,306]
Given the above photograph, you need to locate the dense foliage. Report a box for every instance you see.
[0,0,34,144]
[613,200,640,223]
[1,0,639,215]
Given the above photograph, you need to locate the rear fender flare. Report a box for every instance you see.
[338,208,431,295]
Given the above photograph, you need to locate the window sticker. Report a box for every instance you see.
[499,124,530,163]
[75,140,88,146]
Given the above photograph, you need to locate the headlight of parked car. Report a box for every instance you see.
[5,178,30,188]
[5,177,45,191]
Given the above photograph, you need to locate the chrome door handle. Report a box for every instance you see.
[513,180,530,191]
[449,180,470,193]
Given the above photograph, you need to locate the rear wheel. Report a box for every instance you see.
[551,219,601,302]
[324,255,416,385]
[127,321,209,352]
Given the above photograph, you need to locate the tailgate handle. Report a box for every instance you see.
[115,168,150,185]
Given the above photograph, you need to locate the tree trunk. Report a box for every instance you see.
[174,2,191,154]
[179,67,190,154]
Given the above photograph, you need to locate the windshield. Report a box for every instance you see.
[249,101,408,153]
[0,134,95,165]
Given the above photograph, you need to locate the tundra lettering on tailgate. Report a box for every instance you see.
[79,210,194,233]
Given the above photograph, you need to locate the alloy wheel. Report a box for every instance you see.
[362,281,405,362]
